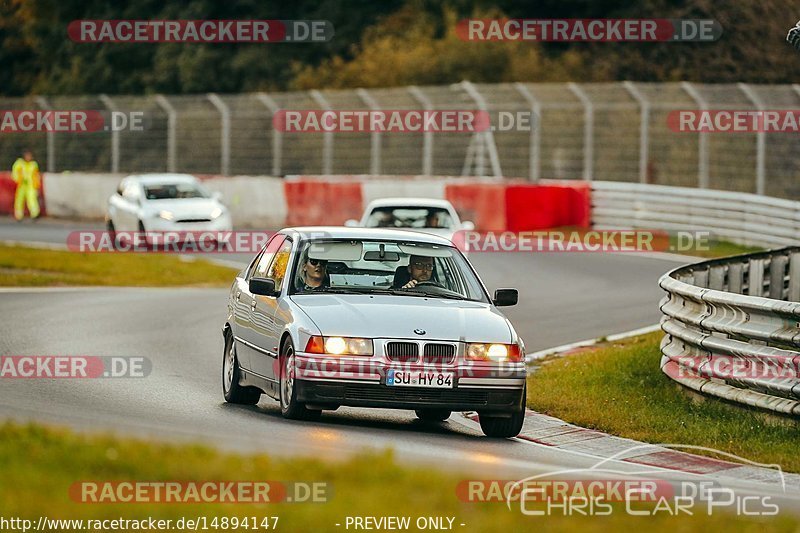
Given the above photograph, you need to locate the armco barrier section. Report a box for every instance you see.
[37,172,591,230]
[591,181,800,248]
[659,248,800,416]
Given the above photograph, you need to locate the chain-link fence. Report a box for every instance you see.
[3,82,800,199]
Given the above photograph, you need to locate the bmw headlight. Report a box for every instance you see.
[158,210,174,221]
[305,336,373,356]
[465,343,523,363]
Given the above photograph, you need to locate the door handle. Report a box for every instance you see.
[251,298,257,309]
[236,291,241,301]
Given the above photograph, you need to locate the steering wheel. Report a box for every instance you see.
[411,281,439,288]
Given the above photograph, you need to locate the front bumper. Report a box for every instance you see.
[294,353,527,413]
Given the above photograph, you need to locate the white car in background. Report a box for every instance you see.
[106,174,232,234]
[346,198,474,241]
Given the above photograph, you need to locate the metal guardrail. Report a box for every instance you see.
[591,181,800,248]
[659,248,800,416]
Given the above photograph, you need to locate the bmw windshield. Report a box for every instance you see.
[290,239,489,303]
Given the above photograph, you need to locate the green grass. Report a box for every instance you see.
[675,238,763,259]
[2,421,798,531]
[0,244,238,287]
[527,332,800,472]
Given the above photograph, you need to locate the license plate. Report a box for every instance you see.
[387,369,454,388]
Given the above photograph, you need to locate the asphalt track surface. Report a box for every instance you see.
[3,218,797,508]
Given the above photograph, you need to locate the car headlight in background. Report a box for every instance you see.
[304,336,373,356]
[158,210,174,221]
[465,343,523,363]
[210,207,224,219]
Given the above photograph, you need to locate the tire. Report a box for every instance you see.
[222,332,261,405]
[479,384,527,438]
[415,409,451,422]
[138,220,152,248]
[106,218,116,237]
[279,338,321,420]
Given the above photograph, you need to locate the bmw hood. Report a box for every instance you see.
[291,294,513,343]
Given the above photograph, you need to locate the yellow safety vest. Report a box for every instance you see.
[12,159,40,189]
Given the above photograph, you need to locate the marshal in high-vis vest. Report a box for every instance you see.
[11,149,41,221]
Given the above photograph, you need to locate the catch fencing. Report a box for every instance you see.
[659,248,800,417]
[3,82,800,200]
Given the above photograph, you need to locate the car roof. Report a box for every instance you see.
[284,226,455,246]
[364,197,455,210]
[126,173,199,185]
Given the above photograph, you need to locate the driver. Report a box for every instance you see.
[299,256,329,291]
[401,254,436,289]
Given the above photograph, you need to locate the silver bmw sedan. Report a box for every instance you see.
[222,227,527,438]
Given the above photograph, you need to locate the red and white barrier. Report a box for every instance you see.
[30,173,592,231]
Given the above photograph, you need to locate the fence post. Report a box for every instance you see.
[98,94,119,173]
[357,88,382,175]
[207,93,230,176]
[568,83,593,180]
[460,81,503,178]
[623,81,650,184]
[681,82,709,189]
[309,90,333,175]
[738,83,766,195]
[514,82,541,182]
[408,86,433,176]
[154,95,177,172]
[35,97,55,172]
[256,92,282,176]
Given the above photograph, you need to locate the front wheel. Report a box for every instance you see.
[479,384,526,438]
[222,333,261,405]
[279,338,321,420]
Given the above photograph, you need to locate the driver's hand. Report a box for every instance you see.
[402,279,418,289]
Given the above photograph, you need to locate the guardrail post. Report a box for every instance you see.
[99,94,119,173]
[207,93,230,176]
[460,81,503,177]
[357,88,382,175]
[568,83,593,180]
[769,255,788,300]
[35,96,55,172]
[408,86,433,176]
[256,92,282,176]
[309,90,333,175]
[790,252,800,302]
[623,81,650,184]
[728,262,744,294]
[514,83,541,181]
[154,95,177,172]
[748,258,765,297]
[681,82,709,189]
[738,83,766,195]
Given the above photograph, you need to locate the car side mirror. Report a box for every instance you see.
[461,221,475,231]
[493,288,518,307]
[344,219,358,227]
[249,277,277,296]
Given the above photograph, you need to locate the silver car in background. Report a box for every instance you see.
[346,198,475,241]
[222,227,526,438]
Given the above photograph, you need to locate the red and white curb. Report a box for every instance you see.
[457,410,798,494]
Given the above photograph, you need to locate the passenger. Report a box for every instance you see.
[299,257,329,291]
[424,212,440,228]
[401,255,436,289]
